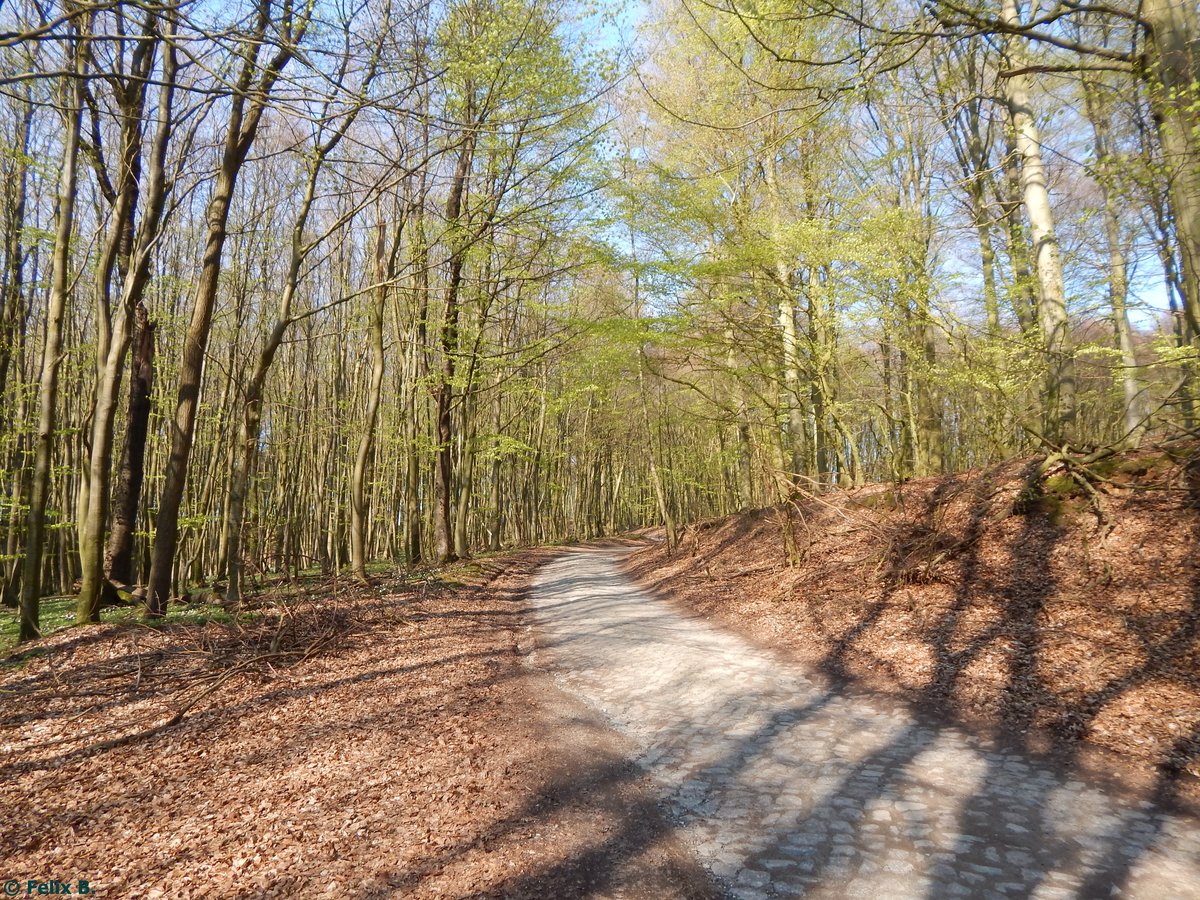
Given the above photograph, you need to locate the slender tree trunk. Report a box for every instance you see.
[1142,0,1200,344]
[3,389,30,608]
[777,284,807,480]
[404,383,423,563]
[488,393,503,550]
[223,323,284,605]
[148,175,237,614]
[75,18,167,621]
[1000,132,1039,334]
[1000,0,1076,440]
[351,226,387,582]
[1104,201,1146,443]
[0,111,31,606]
[20,37,85,641]
[453,418,474,559]
[148,0,308,616]
[77,293,137,620]
[105,303,154,591]
[765,155,808,481]
[432,358,457,562]
[0,97,31,405]
[636,322,675,550]
[640,381,675,551]
[432,131,475,564]
[965,116,1001,335]
[1083,79,1148,444]
[914,289,943,475]
[972,190,1001,335]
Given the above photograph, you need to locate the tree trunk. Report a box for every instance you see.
[1142,0,1200,343]
[104,303,154,591]
[1000,131,1039,334]
[77,297,136,620]
[914,288,943,475]
[432,132,475,564]
[0,96,31,405]
[351,226,387,582]
[148,177,236,614]
[78,29,177,619]
[1082,78,1148,445]
[20,38,85,641]
[148,7,302,616]
[765,154,808,481]
[1000,0,1076,440]
[453,411,474,559]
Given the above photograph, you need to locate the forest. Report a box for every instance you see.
[0,0,1196,643]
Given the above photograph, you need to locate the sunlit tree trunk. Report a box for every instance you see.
[1142,0,1200,344]
[999,132,1039,334]
[78,26,176,620]
[148,0,311,616]
[20,28,86,641]
[351,221,389,582]
[1000,0,1076,441]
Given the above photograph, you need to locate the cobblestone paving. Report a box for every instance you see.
[528,548,1200,899]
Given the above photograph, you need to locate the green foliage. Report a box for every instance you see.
[478,433,537,462]
[0,593,239,654]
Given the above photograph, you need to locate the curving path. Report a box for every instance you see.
[527,547,1200,900]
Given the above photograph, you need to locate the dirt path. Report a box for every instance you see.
[528,547,1200,900]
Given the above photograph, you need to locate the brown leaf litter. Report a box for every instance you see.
[624,443,1200,810]
[1,552,717,899]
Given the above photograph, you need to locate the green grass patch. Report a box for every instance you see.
[435,560,486,585]
[1,554,499,657]
[105,602,235,630]
[0,595,77,652]
[0,592,236,655]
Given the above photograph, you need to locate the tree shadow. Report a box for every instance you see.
[532,531,1200,898]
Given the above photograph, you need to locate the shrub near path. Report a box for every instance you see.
[1,552,716,899]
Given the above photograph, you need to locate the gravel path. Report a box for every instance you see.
[528,547,1200,899]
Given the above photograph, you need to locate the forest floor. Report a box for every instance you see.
[0,553,716,899]
[625,441,1200,809]
[6,441,1200,898]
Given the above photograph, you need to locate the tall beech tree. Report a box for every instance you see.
[147,0,315,617]
[19,12,85,640]
[222,7,388,606]
[76,7,180,620]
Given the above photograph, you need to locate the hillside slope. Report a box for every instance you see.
[625,444,1200,805]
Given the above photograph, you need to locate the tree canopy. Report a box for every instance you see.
[0,0,1196,637]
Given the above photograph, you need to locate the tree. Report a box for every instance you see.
[20,11,85,640]
[999,0,1075,440]
[222,9,387,606]
[147,0,315,616]
[76,6,179,620]
[1141,0,1199,344]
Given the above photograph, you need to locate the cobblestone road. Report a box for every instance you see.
[528,547,1200,899]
